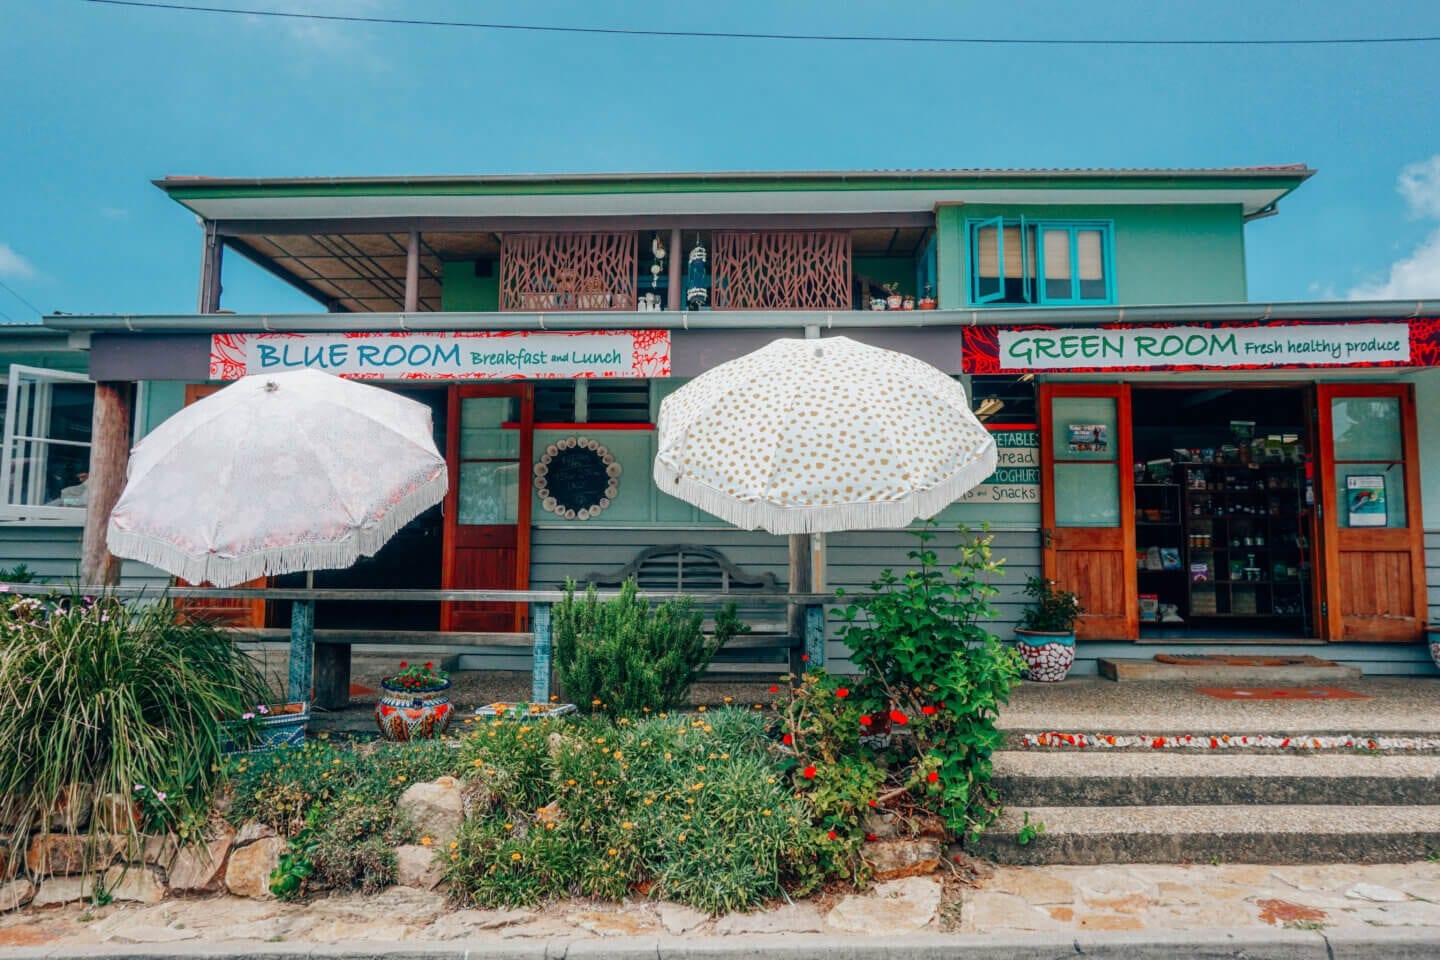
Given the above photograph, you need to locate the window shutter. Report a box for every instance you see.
[1042,229,1072,280]
[1077,229,1104,281]
[976,225,1001,278]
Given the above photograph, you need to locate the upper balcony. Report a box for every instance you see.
[157,166,1313,316]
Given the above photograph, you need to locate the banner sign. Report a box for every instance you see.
[209,330,671,381]
[957,427,1039,503]
[963,318,1440,374]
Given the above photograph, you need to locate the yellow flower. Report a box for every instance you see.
[622,821,634,830]
[520,725,530,733]
[723,696,733,703]
[664,752,672,761]
[450,852,459,861]
[642,798,654,806]
[691,782,705,791]
[697,706,707,712]
[677,833,686,842]
[566,779,577,786]
[721,753,730,760]
[592,698,603,706]
[762,809,772,816]
[545,822,555,831]
[550,695,559,702]
[607,848,618,856]
[450,841,459,850]
[421,836,433,846]
[754,704,762,709]
[511,852,522,861]
[505,823,514,830]
[474,758,485,767]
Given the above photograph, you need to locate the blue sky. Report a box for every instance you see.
[2,0,1439,319]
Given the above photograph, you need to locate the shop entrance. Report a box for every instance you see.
[1131,386,1317,640]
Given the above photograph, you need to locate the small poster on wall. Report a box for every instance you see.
[1346,474,1387,527]
[1067,423,1108,453]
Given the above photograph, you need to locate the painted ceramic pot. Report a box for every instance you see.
[1015,629,1076,682]
[886,294,903,310]
[1429,628,1440,672]
[220,702,309,754]
[375,680,453,741]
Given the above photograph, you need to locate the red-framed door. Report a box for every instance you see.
[1039,382,1137,640]
[1314,383,1426,642]
[441,383,534,632]
[174,384,267,629]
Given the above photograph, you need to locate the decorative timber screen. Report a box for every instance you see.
[500,233,638,311]
[711,230,852,310]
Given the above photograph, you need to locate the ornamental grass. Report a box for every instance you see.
[0,587,271,867]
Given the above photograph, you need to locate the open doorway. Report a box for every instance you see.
[1131,386,1316,640]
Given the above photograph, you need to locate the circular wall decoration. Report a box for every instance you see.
[533,436,621,520]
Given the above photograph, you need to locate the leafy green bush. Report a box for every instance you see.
[0,590,270,868]
[831,525,1024,840]
[553,578,743,718]
[1018,575,1083,632]
[448,709,824,914]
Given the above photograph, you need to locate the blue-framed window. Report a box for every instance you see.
[969,218,1114,305]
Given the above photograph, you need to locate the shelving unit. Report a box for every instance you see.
[1135,463,1313,636]
[1181,462,1312,632]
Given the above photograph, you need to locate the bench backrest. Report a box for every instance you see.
[586,544,781,595]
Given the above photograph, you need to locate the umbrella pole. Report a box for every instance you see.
[788,533,823,675]
[287,571,315,705]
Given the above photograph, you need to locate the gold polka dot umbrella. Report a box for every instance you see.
[653,337,996,534]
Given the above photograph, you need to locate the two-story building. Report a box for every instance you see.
[5,166,1439,676]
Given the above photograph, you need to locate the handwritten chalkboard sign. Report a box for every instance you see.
[533,437,621,520]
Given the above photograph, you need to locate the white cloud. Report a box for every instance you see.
[249,0,388,67]
[1398,155,1440,220]
[1347,228,1440,300]
[1346,154,1440,300]
[0,243,36,279]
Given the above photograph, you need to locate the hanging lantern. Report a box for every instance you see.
[685,236,709,310]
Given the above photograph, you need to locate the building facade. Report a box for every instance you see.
[4,166,1439,675]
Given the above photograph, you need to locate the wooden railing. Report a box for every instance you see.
[0,583,830,707]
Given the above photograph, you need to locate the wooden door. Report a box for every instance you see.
[441,384,533,632]
[1315,383,1426,642]
[170,384,267,629]
[1039,383,1137,640]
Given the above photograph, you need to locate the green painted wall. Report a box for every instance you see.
[139,381,186,438]
[853,256,916,299]
[0,352,87,374]
[441,261,499,312]
[935,204,1248,309]
[1413,369,1440,524]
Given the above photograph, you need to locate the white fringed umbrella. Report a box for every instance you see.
[107,369,447,588]
[653,336,996,535]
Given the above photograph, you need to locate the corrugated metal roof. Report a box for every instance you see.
[155,165,1314,189]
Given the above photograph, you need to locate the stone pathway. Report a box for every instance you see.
[4,861,1440,947]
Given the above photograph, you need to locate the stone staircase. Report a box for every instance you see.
[974,747,1440,865]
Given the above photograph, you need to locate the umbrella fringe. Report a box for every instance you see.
[652,441,998,535]
[106,473,448,589]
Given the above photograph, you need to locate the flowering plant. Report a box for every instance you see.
[384,660,449,692]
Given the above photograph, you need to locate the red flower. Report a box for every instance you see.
[768,685,779,694]
[399,661,408,669]
[835,687,849,699]
[826,830,837,840]
[782,733,793,746]
[424,662,434,670]
[921,705,938,716]
[865,833,878,841]
[801,765,817,779]
[868,798,877,807]
[801,654,809,662]
[927,770,940,783]
[859,715,872,727]
[889,709,909,726]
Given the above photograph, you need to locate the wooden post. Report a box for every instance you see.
[197,223,223,313]
[287,599,315,705]
[79,382,133,586]
[404,230,420,313]
[530,601,552,703]
[312,642,351,710]
[667,227,683,312]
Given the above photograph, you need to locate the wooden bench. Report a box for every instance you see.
[585,544,803,679]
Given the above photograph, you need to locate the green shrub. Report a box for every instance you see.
[0,590,270,869]
[448,709,823,914]
[831,525,1024,840]
[553,578,743,718]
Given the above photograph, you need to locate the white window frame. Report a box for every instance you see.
[0,364,95,524]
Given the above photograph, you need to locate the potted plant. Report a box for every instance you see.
[1014,576,1083,682]
[221,701,310,754]
[902,294,916,311]
[918,284,937,310]
[884,282,904,310]
[375,660,454,741]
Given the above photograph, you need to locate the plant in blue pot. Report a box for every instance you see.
[1015,576,1083,682]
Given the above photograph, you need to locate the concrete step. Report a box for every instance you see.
[973,803,1440,866]
[1097,656,1361,683]
[992,750,1440,806]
